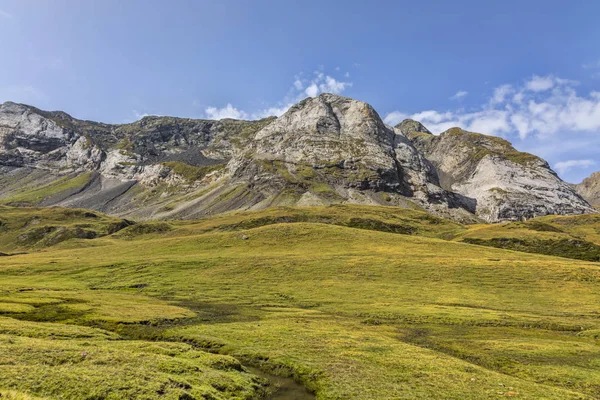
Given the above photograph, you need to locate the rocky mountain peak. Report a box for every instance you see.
[395,119,432,139]
[252,93,395,162]
[407,125,593,221]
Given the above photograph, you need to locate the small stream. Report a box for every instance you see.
[5,301,317,399]
[246,367,315,400]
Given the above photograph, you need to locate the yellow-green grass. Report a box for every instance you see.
[135,204,466,240]
[0,173,92,206]
[0,206,131,252]
[0,390,45,400]
[0,317,264,400]
[456,214,600,261]
[1,204,600,398]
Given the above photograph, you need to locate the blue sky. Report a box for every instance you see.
[1,0,599,183]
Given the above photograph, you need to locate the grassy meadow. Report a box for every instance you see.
[0,205,600,399]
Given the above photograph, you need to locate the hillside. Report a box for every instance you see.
[1,205,600,398]
[0,95,594,222]
[456,213,600,261]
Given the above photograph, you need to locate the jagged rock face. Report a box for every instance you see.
[575,172,600,206]
[406,122,594,222]
[0,102,76,169]
[228,94,464,217]
[233,94,400,190]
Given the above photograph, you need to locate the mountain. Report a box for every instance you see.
[575,172,600,207]
[402,121,594,222]
[0,95,594,222]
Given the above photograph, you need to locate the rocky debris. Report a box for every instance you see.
[0,98,595,222]
[405,122,594,221]
[574,172,600,206]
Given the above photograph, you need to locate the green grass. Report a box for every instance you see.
[455,213,600,261]
[1,205,600,398]
[0,206,132,252]
[0,318,264,399]
[162,162,225,183]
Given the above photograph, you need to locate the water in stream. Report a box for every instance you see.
[246,367,315,400]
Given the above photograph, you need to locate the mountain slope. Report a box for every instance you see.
[401,121,594,221]
[0,97,594,222]
[575,171,600,207]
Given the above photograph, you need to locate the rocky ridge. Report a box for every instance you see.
[403,124,594,221]
[575,172,600,207]
[0,95,594,222]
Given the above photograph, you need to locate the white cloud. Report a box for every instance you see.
[305,83,319,97]
[491,84,513,104]
[513,91,525,104]
[554,159,596,175]
[583,60,600,79]
[383,111,408,126]
[204,66,353,120]
[466,110,510,135]
[525,75,555,92]
[450,90,468,100]
[384,74,600,139]
[0,8,13,18]
[205,104,249,120]
[301,71,353,97]
[411,110,454,124]
[250,104,292,120]
[319,76,352,94]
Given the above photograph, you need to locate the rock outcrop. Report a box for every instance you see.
[0,97,594,222]
[403,122,594,221]
[575,172,600,207]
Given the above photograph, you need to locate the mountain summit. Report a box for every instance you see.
[0,95,594,222]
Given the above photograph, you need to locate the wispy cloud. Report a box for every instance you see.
[525,75,555,92]
[583,60,600,69]
[205,104,248,120]
[384,75,600,139]
[449,90,468,100]
[490,84,513,105]
[133,110,151,120]
[554,159,596,175]
[203,67,353,120]
[583,59,600,79]
[0,8,13,19]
